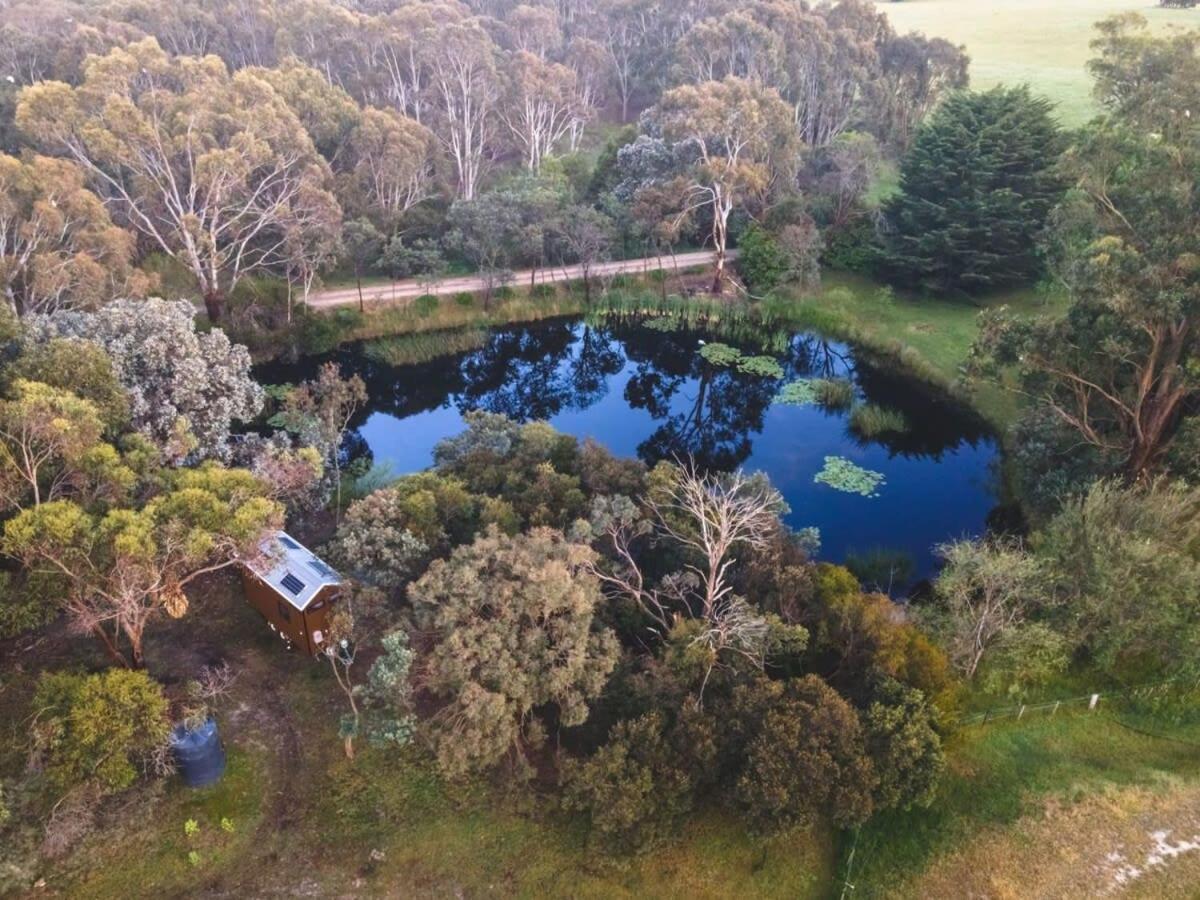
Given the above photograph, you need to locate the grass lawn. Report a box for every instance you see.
[849,711,1200,898]
[874,0,1198,126]
[781,272,1069,428]
[324,750,832,899]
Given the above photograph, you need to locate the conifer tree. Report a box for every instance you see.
[880,86,1064,295]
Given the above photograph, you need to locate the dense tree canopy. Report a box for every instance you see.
[29,298,264,462]
[17,39,340,321]
[880,86,1065,294]
[973,21,1199,476]
[410,526,620,778]
[0,153,145,317]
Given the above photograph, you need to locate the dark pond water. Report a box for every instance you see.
[258,316,1001,579]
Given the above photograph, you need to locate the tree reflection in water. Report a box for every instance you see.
[458,323,624,421]
[254,315,1000,577]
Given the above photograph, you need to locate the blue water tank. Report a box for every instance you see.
[170,719,227,788]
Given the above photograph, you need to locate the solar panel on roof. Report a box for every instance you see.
[280,572,305,595]
[279,536,301,550]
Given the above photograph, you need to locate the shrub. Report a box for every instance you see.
[849,403,910,439]
[862,678,944,813]
[412,294,439,317]
[737,224,790,291]
[821,216,877,273]
[454,291,477,308]
[410,527,619,779]
[733,676,876,832]
[562,712,695,854]
[844,547,916,593]
[493,285,517,301]
[31,669,170,795]
[530,283,557,300]
[298,309,357,355]
[328,472,490,589]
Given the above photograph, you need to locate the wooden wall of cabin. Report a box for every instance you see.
[241,571,311,653]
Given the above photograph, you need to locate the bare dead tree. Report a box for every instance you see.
[587,461,785,699]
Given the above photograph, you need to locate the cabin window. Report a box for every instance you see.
[277,600,292,622]
[309,599,324,611]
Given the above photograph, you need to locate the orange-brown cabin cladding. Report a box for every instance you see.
[242,572,338,656]
[240,532,343,657]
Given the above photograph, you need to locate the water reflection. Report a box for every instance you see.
[459,323,624,420]
[256,316,999,575]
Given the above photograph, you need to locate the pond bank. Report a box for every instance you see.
[257,271,1063,437]
[776,274,1068,430]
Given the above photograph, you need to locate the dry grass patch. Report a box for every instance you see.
[909,780,1200,899]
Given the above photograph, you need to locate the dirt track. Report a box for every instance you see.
[307,249,735,309]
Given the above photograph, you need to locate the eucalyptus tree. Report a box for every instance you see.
[673,10,783,85]
[426,14,501,200]
[368,3,442,123]
[17,39,342,322]
[0,153,144,317]
[565,37,610,150]
[249,60,363,163]
[343,107,438,225]
[972,17,1200,475]
[869,33,969,151]
[644,77,795,293]
[3,464,283,668]
[0,381,107,512]
[506,3,563,58]
[500,51,579,173]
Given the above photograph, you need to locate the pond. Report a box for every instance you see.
[258,316,1001,581]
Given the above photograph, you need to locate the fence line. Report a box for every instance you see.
[838,826,861,900]
[960,676,1200,726]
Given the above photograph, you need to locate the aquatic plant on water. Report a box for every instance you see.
[813,456,885,497]
[774,377,855,408]
[642,316,681,332]
[813,378,855,411]
[699,342,743,367]
[848,403,910,439]
[363,328,490,366]
[736,355,785,379]
[774,379,820,405]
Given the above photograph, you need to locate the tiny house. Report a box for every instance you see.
[241,532,342,656]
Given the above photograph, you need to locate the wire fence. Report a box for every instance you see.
[959,676,1200,726]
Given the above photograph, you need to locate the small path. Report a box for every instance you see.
[307,249,736,309]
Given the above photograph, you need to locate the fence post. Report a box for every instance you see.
[1052,701,1060,716]
[1089,693,1100,711]
[1018,705,1026,721]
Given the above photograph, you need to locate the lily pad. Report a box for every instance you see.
[699,342,742,367]
[813,456,885,497]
